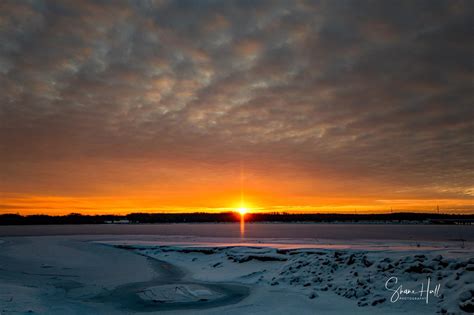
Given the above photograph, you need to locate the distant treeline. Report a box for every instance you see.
[1,212,473,225]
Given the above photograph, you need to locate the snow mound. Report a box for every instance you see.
[138,284,223,303]
[129,245,474,314]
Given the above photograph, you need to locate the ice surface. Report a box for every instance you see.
[0,234,472,314]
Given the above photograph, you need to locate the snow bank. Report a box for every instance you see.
[124,244,474,314]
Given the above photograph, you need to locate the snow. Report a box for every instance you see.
[0,236,156,314]
[103,238,474,314]
[0,234,472,314]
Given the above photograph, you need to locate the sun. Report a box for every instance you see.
[238,207,247,215]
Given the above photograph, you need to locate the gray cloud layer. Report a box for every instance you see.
[1,0,473,203]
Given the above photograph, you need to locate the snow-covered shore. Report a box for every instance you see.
[104,239,473,314]
[0,235,473,314]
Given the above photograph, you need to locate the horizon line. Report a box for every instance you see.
[3,211,474,216]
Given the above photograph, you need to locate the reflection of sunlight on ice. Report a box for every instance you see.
[240,215,245,238]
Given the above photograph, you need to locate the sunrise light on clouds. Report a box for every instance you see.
[0,0,473,214]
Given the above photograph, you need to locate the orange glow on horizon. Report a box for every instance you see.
[1,193,473,215]
[1,168,474,216]
[1,158,472,215]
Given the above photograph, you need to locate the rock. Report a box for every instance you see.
[459,290,473,302]
[450,262,467,270]
[362,256,373,267]
[380,264,394,271]
[459,298,474,313]
[356,288,370,298]
[347,254,355,265]
[343,289,356,299]
[371,297,386,306]
[312,277,322,283]
[405,263,431,273]
[309,291,319,299]
[439,260,449,268]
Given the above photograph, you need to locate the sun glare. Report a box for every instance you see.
[238,207,247,215]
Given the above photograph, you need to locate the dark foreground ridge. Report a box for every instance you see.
[1,212,473,225]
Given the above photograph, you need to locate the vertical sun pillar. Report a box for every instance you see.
[240,211,245,238]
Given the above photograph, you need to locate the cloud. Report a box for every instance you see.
[0,0,473,212]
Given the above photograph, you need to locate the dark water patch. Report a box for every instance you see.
[89,253,249,312]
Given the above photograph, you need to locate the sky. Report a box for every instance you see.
[0,0,473,215]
